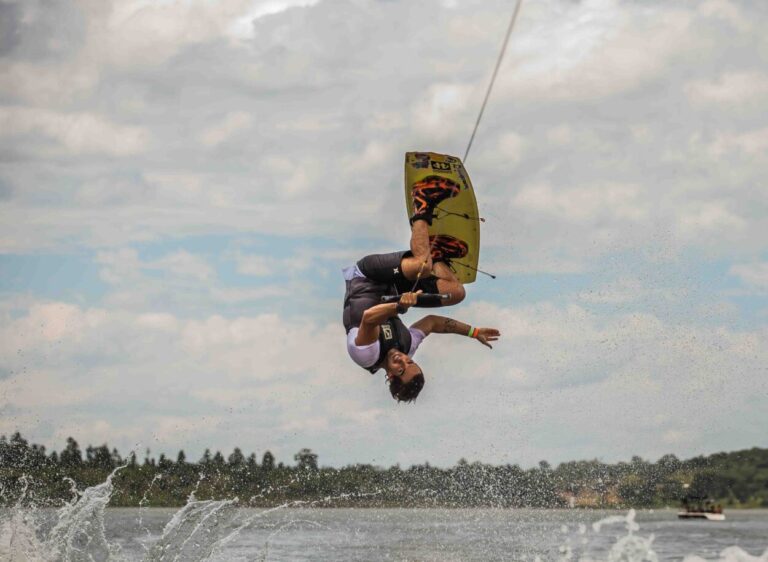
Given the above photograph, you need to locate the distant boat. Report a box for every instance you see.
[678,496,725,521]
[677,511,725,521]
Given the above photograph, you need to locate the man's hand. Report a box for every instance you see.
[397,290,422,313]
[475,327,500,349]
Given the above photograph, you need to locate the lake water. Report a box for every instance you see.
[103,506,768,562]
[3,494,767,561]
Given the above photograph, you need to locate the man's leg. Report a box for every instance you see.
[400,173,461,285]
[360,173,465,304]
[433,262,465,306]
[400,220,465,306]
[400,220,432,281]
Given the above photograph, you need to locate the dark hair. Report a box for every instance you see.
[388,373,425,403]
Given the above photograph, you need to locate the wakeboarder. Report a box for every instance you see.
[342,174,500,402]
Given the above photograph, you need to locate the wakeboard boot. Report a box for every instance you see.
[429,234,469,266]
[410,176,461,225]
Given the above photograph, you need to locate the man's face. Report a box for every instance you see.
[385,349,422,384]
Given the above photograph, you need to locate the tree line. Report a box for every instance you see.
[1,433,766,508]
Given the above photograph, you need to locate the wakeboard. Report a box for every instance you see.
[404,152,481,284]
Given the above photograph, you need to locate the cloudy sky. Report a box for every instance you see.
[1,0,767,469]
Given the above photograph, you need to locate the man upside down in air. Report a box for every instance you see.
[342,175,501,403]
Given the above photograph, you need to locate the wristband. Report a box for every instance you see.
[396,304,407,315]
[467,326,480,338]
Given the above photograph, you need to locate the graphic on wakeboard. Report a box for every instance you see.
[405,152,481,284]
[429,234,469,263]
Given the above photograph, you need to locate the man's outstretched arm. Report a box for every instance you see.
[410,315,500,349]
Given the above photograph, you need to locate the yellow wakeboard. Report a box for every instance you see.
[404,152,481,284]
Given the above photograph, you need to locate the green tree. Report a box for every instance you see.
[200,449,212,465]
[87,445,114,470]
[111,448,123,466]
[60,437,83,467]
[158,454,173,470]
[228,448,245,467]
[294,448,318,471]
[262,451,275,471]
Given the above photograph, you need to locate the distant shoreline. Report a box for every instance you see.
[2,433,766,510]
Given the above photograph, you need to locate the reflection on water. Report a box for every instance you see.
[1,473,766,561]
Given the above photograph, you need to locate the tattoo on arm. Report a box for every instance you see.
[430,316,468,335]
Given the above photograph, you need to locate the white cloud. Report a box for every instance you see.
[729,262,768,292]
[227,0,323,39]
[411,83,475,140]
[341,141,397,175]
[97,248,214,284]
[152,251,215,281]
[0,302,108,352]
[0,370,99,409]
[685,71,768,106]
[576,277,653,305]
[75,177,153,207]
[0,106,149,156]
[101,0,249,67]
[698,0,751,32]
[676,200,746,241]
[282,416,329,433]
[498,132,525,159]
[575,274,689,306]
[91,247,313,313]
[209,286,291,303]
[234,254,273,277]
[662,429,690,445]
[0,0,765,267]
[197,111,253,147]
[707,127,768,158]
[511,183,647,224]
[235,251,312,277]
[0,62,100,106]
[502,1,696,101]
[96,248,145,285]
[0,296,380,460]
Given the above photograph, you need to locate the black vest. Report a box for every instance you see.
[365,317,412,374]
[343,276,411,373]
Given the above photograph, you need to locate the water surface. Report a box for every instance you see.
[102,507,767,561]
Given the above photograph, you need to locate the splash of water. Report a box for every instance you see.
[1,476,44,561]
[0,470,124,562]
[596,509,657,562]
[144,495,238,562]
[46,468,125,562]
[1,474,766,562]
[0,470,373,561]
[554,509,656,562]
[683,548,768,562]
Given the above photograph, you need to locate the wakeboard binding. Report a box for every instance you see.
[410,176,461,225]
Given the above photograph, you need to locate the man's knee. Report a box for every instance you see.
[449,284,466,305]
[439,282,465,305]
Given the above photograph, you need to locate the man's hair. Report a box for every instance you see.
[388,373,425,403]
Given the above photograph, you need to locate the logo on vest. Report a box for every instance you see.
[381,324,393,340]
